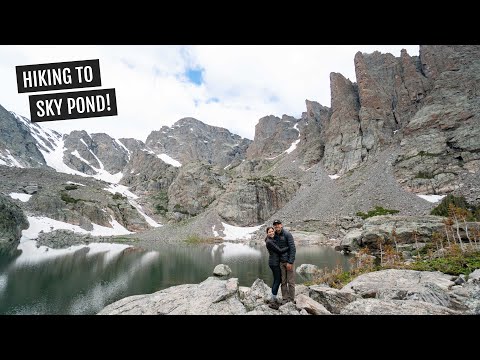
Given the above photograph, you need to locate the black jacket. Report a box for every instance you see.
[274,228,296,264]
[265,237,289,266]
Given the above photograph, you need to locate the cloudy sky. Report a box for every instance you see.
[0,45,419,141]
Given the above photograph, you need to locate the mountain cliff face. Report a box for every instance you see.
[321,49,431,175]
[323,72,361,174]
[393,45,480,195]
[296,100,329,168]
[145,117,252,168]
[245,115,300,160]
[1,45,479,240]
[63,130,129,175]
[0,107,47,168]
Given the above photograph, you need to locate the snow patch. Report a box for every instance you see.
[212,225,219,237]
[114,138,131,159]
[66,181,85,186]
[9,192,32,202]
[103,183,139,199]
[22,215,133,239]
[220,222,263,240]
[285,139,300,154]
[329,174,340,179]
[14,238,131,266]
[417,194,446,203]
[158,153,182,167]
[265,153,281,160]
[71,150,91,164]
[103,184,161,227]
[128,199,162,227]
[211,242,262,260]
[37,130,123,183]
[3,150,24,168]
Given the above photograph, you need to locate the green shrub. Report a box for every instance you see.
[112,192,126,201]
[430,194,478,220]
[173,204,190,215]
[153,191,169,215]
[262,175,276,186]
[414,171,434,179]
[409,250,480,276]
[356,206,400,220]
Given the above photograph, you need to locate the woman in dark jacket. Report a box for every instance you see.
[265,226,289,308]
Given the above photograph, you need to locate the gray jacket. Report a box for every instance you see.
[265,238,289,266]
[274,228,296,264]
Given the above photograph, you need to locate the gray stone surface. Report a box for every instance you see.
[342,269,469,310]
[0,193,29,253]
[294,294,331,315]
[340,298,459,315]
[213,264,232,277]
[0,107,47,168]
[296,264,319,276]
[215,175,299,226]
[309,285,360,314]
[98,277,246,315]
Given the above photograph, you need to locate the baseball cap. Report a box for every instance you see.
[272,219,282,225]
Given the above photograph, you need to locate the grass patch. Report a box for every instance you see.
[303,245,480,289]
[409,250,480,276]
[111,237,139,243]
[414,171,434,179]
[356,206,400,220]
[184,234,220,244]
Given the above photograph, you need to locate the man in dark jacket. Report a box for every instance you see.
[273,219,296,303]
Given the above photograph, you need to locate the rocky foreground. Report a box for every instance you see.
[98,265,480,315]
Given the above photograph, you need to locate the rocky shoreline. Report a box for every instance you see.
[98,265,480,315]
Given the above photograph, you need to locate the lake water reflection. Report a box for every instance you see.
[0,240,351,315]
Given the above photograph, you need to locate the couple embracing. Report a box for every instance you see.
[264,219,296,309]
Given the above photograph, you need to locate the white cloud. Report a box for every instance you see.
[0,45,419,142]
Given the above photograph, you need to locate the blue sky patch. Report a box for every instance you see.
[206,97,219,103]
[268,95,280,103]
[121,58,135,70]
[185,68,204,85]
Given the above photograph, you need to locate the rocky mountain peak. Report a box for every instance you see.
[145,117,251,168]
[246,114,300,160]
[63,130,129,176]
[0,106,47,168]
